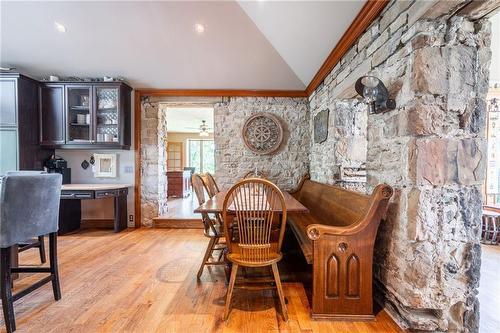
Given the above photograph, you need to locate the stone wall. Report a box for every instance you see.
[308,0,494,331]
[214,97,310,191]
[139,96,310,226]
[140,98,167,227]
[309,98,368,192]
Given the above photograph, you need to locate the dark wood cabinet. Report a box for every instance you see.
[39,81,132,149]
[0,73,54,174]
[167,171,192,198]
[40,84,65,145]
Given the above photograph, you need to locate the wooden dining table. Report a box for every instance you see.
[194,190,309,215]
[194,189,309,280]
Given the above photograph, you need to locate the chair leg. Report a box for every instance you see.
[217,247,224,262]
[38,236,46,264]
[271,263,288,322]
[197,237,216,280]
[49,233,61,301]
[224,263,238,322]
[1,247,16,333]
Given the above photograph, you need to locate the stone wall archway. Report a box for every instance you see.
[138,96,310,226]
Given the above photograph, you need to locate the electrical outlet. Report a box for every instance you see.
[129,215,134,222]
[124,166,133,173]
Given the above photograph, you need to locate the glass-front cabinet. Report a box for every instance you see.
[66,86,92,143]
[40,81,131,149]
[95,87,120,144]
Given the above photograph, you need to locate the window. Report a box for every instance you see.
[188,139,215,173]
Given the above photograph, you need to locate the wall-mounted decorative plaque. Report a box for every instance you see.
[314,109,329,144]
[242,112,283,155]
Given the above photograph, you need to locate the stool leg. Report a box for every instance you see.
[49,233,61,301]
[1,247,16,333]
[38,235,46,264]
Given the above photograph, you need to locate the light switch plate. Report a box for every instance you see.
[124,166,133,173]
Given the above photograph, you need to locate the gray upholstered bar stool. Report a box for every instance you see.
[0,173,62,333]
[6,171,49,264]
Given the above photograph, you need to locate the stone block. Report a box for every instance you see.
[409,138,485,186]
[380,1,412,32]
[144,107,157,119]
[410,47,448,95]
[357,29,373,51]
[406,100,446,135]
[367,30,389,56]
[447,47,475,113]
[389,12,407,34]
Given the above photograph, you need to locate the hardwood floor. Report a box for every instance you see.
[2,228,403,333]
[154,196,203,228]
[479,244,500,333]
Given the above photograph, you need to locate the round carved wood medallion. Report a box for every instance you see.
[242,113,283,155]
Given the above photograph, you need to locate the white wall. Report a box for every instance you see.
[55,149,135,226]
[490,13,500,85]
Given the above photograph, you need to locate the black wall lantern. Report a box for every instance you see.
[355,76,396,114]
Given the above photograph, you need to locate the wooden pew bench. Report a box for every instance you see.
[287,177,393,320]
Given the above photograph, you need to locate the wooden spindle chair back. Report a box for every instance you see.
[204,172,220,199]
[222,178,287,264]
[222,178,289,322]
[192,174,217,235]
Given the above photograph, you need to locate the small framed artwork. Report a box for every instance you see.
[314,109,329,144]
[93,153,117,178]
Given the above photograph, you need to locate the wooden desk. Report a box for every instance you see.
[59,184,131,234]
[194,190,309,214]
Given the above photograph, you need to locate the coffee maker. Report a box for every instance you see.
[44,155,71,184]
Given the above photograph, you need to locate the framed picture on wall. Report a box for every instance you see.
[93,153,117,178]
[314,109,329,144]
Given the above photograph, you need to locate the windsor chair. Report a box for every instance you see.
[222,178,288,322]
[192,174,226,279]
[203,172,220,199]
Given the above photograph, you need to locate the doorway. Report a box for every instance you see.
[155,106,215,227]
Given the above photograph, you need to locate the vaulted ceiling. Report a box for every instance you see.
[0,1,364,90]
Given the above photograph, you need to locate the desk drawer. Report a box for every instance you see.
[118,188,128,196]
[61,190,94,200]
[95,189,118,199]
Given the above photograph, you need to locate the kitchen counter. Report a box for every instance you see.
[61,183,132,191]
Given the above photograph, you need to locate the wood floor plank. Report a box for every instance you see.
[2,228,404,333]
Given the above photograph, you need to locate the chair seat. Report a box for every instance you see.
[227,243,282,267]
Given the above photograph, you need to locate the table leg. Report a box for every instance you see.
[114,194,128,233]
[58,199,81,235]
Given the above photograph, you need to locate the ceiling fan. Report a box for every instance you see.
[185,120,212,137]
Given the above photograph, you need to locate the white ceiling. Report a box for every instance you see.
[0,1,364,90]
[238,1,365,85]
[165,107,214,133]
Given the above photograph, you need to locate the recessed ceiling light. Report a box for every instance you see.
[54,22,66,33]
[194,23,205,34]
